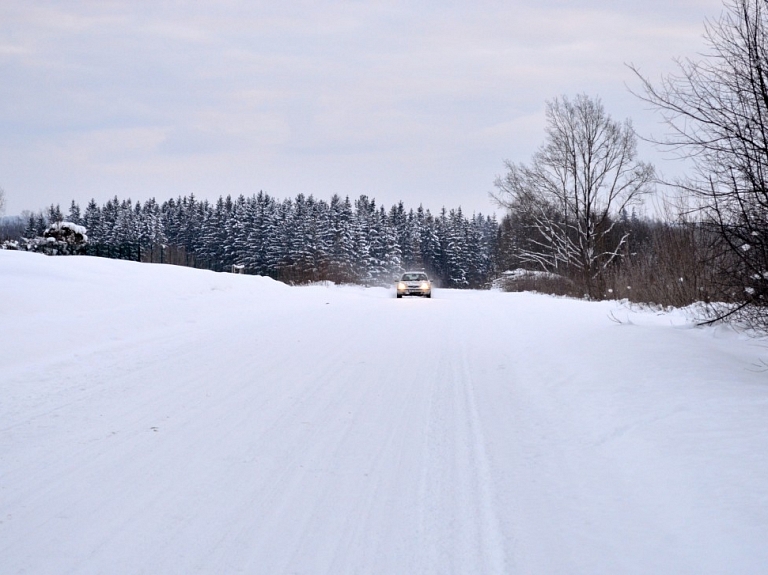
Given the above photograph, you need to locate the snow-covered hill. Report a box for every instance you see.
[2,250,767,574]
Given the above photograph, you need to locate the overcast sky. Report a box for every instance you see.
[1,0,724,217]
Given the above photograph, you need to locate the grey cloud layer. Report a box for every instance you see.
[0,0,721,215]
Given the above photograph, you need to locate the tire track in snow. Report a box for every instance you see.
[417,314,508,574]
[456,335,508,574]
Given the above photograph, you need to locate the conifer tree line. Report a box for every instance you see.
[28,193,499,288]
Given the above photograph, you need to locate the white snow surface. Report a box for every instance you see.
[2,250,767,574]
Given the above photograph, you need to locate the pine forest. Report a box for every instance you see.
[29,193,500,289]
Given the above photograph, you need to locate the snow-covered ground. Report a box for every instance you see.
[2,250,767,575]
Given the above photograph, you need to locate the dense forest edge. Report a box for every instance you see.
[3,194,499,289]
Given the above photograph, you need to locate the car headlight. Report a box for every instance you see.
[397,282,406,290]
[421,282,430,290]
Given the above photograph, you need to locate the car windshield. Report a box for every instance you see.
[402,273,427,281]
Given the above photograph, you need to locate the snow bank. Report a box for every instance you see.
[1,250,767,574]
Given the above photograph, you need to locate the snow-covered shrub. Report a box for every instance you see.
[19,222,88,255]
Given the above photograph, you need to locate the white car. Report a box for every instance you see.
[396,271,432,298]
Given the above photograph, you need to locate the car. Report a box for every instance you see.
[396,271,432,298]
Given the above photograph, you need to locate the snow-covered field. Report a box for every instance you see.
[2,250,767,575]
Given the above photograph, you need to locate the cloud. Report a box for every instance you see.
[0,0,723,215]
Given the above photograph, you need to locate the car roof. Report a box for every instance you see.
[402,271,429,279]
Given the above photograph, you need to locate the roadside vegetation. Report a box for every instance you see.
[496,0,768,330]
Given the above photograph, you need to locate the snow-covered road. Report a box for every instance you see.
[2,251,767,574]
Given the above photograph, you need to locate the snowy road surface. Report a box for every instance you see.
[2,251,768,574]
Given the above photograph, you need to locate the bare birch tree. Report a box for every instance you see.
[632,0,768,328]
[493,94,654,298]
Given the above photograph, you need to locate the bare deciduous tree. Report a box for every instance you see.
[632,0,768,328]
[0,187,6,217]
[493,94,654,298]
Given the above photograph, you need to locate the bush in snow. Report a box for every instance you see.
[1,239,21,250]
[14,222,89,255]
